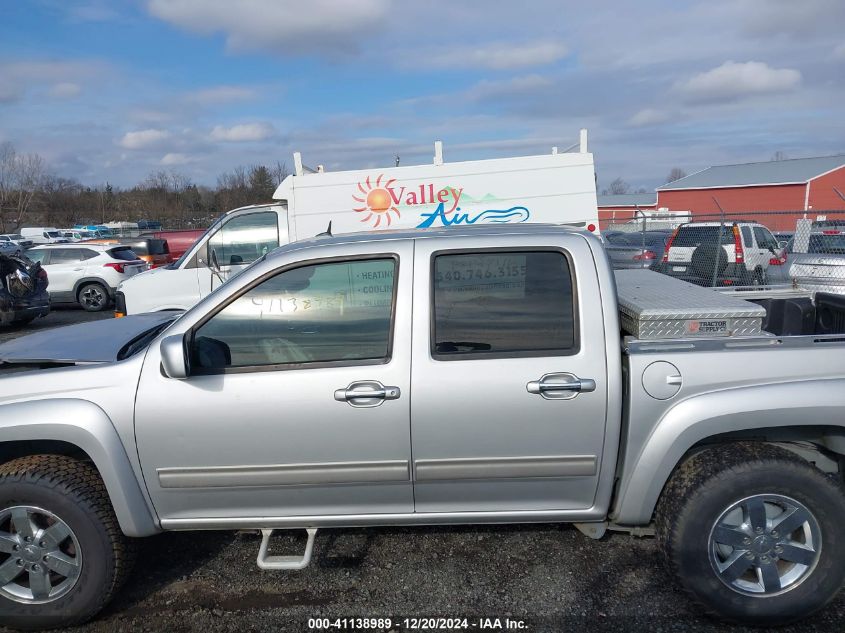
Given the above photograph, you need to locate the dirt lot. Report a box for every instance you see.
[1,310,843,633]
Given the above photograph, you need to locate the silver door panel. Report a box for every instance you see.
[135,239,414,521]
[410,234,609,512]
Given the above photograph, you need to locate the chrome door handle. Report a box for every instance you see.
[334,380,400,407]
[527,372,596,400]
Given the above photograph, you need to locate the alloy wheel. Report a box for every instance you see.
[0,505,82,604]
[709,494,821,596]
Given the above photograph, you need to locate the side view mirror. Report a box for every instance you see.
[160,334,188,379]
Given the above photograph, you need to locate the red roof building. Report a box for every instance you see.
[655,155,845,231]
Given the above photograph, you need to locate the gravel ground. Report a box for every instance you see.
[1,310,843,633]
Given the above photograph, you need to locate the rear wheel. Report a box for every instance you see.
[656,443,845,624]
[77,283,109,312]
[0,455,134,630]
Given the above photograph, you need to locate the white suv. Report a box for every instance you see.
[658,221,781,286]
[25,244,147,311]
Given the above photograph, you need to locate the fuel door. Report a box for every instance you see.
[642,361,682,400]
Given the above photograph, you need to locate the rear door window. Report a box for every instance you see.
[753,227,778,250]
[48,248,83,264]
[431,251,577,359]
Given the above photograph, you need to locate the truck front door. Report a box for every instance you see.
[135,240,414,523]
[410,234,609,512]
[199,205,287,297]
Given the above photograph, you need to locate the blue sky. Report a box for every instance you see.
[1,0,844,191]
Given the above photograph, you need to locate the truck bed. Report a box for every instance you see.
[616,269,845,340]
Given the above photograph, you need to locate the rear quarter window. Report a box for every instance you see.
[108,248,140,261]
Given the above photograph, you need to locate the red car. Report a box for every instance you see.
[140,229,205,263]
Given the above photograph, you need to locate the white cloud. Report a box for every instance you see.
[119,129,172,149]
[186,85,258,105]
[465,75,553,101]
[49,82,82,99]
[0,59,106,103]
[160,152,192,165]
[628,108,673,127]
[209,122,276,142]
[418,40,568,70]
[674,61,801,103]
[146,0,391,54]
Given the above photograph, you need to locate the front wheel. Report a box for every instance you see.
[656,443,845,624]
[77,283,110,312]
[0,455,135,629]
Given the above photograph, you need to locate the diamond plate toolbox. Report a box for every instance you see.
[614,269,765,339]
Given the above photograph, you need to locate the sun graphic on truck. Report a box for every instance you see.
[353,175,401,228]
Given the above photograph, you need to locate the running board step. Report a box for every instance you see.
[257,528,317,570]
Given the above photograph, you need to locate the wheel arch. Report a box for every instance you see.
[612,380,845,526]
[72,277,113,299]
[0,398,160,537]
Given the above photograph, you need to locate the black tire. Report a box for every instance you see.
[76,283,110,312]
[690,245,728,283]
[0,455,135,630]
[656,443,845,625]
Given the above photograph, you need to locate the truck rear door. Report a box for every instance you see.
[410,233,609,512]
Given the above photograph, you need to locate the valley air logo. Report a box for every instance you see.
[353,175,402,228]
[352,174,531,229]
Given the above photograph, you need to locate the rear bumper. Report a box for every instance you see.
[0,292,50,325]
[654,262,749,286]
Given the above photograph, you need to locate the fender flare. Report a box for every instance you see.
[0,398,160,536]
[612,378,845,525]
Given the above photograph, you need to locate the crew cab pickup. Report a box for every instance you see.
[1,225,844,629]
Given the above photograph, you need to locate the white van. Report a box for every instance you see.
[118,135,599,315]
[20,227,70,245]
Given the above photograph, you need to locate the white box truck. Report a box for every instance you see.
[117,135,599,315]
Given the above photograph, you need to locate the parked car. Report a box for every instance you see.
[602,230,673,269]
[19,227,70,245]
[83,237,170,269]
[25,244,147,311]
[0,233,33,251]
[59,229,97,242]
[656,221,781,286]
[2,225,845,628]
[139,229,204,264]
[0,253,49,325]
[774,230,845,293]
[773,231,794,248]
[0,240,22,258]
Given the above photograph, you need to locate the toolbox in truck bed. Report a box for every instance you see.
[614,269,765,339]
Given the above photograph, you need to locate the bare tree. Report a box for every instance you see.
[604,177,630,195]
[9,151,46,231]
[270,161,289,185]
[665,167,687,183]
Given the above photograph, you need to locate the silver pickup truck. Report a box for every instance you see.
[1,225,844,629]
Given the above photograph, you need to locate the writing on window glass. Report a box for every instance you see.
[435,254,527,299]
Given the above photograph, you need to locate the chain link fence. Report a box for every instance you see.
[599,209,845,296]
